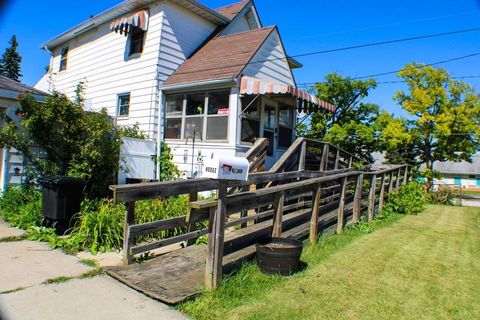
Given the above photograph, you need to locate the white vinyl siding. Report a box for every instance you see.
[242,30,295,86]
[34,1,217,140]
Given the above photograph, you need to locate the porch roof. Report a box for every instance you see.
[163,26,275,86]
[240,76,335,112]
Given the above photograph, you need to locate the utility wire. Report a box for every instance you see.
[171,27,480,77]
[298,75,480,87]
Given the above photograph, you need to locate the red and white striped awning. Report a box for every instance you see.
[240,76,335,113]
[110,10,149,36]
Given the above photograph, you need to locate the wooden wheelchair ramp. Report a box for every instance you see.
[106,244,207,304]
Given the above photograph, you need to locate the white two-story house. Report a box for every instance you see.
[35,0,333,179]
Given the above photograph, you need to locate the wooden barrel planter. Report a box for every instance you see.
[256,237,304,276]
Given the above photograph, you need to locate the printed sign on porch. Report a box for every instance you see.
[217,108,229,115]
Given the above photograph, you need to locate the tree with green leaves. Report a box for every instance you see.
[375,111,418,166]
[304,73,379,162]
[0,35,22,81]
[393,63,480,189]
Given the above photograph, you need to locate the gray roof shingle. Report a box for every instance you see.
[0,75,48,96]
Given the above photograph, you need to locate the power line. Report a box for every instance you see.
[289,27,480,59]
[171,27,480,77]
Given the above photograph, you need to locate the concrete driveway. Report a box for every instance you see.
[0,220,188,320]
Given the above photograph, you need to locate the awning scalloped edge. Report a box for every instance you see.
[110,10,149,36]
[239,76,335,113]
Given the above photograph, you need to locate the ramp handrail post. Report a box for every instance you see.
[205,181,227,291]
[367,174,376,221]
[272,191,285,237]
[352,173,364,223]
[336,176,348,234]
[123,201,136,266]
[309,185,322,244]
[378,173,387,212]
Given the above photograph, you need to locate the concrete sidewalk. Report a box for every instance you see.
[0,221,188,320]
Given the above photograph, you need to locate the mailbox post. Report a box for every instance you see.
[202,156,250,290]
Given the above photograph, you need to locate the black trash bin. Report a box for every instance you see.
[41,176,86,234]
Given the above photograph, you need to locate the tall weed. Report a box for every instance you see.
[379,181,428,218]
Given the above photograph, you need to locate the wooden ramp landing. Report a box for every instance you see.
[105,201,358,304]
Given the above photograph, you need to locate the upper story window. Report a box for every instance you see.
[59,47,68,71]
[129,27,145,56]
[117,93,130,117]
[165,90,230,141]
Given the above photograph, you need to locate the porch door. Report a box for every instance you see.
[263,104,278,168]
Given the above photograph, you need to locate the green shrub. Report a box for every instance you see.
[430,185,454,205]
[0,187,42,227]
[9,197,42,229]
[380,181,428,217]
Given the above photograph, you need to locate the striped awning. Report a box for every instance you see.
[239,76,335,113]
[110,10,149,36]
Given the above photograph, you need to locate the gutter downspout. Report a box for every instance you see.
[43,46,54,92]
[156,90,164,180]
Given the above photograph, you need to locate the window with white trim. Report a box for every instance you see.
[59,47,68,71]
[129,27,145,56]
[117,93,130,117]
[165,90,230,141]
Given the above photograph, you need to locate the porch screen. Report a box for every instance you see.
[240,95,260,143]
[165,90,230,141]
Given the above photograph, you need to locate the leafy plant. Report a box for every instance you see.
[430,185,454,205]
[0,186,41,226]
[380,181,428,217]
[153,143,180,181]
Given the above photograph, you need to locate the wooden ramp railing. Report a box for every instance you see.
[270,137,363,173]
[110,163,409,292]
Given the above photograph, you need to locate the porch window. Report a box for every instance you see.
[278,104,293,148]
[240,95,260,143]
[59,47,68,71]
[165,90,230,141]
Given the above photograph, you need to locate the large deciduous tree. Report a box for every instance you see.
[0,35,22,81]
[305,73,379,162]
[394,63,480,188]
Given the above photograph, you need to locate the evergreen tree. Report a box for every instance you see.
[0,35,22,81]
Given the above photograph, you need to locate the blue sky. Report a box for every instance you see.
[0,0,479,117]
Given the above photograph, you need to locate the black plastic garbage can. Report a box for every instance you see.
[41,176,86,234]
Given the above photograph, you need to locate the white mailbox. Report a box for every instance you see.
[201,156,250,181]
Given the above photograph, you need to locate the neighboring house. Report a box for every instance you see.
[35,0,333,178]
[432,156,480,188]
[0,76,47,191]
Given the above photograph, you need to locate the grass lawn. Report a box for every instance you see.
[180,205,480,320]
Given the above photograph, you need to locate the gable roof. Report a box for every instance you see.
[0,76,47,97]
[433,156,480,175]
[42,0,230,50]
[215,0,250,20]
[163,26,275,86]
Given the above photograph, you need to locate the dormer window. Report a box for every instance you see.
[129,27,145,55]
[59,47,68,71]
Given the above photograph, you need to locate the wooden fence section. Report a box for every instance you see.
[270,137,363,173]
[110,163,409,291]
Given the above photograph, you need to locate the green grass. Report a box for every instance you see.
[180,205,480,320]
[79,268,105,279]
[41,276,73,285]
[0,234,28,242]
[0,286,26,294]
[79,259,99,268]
